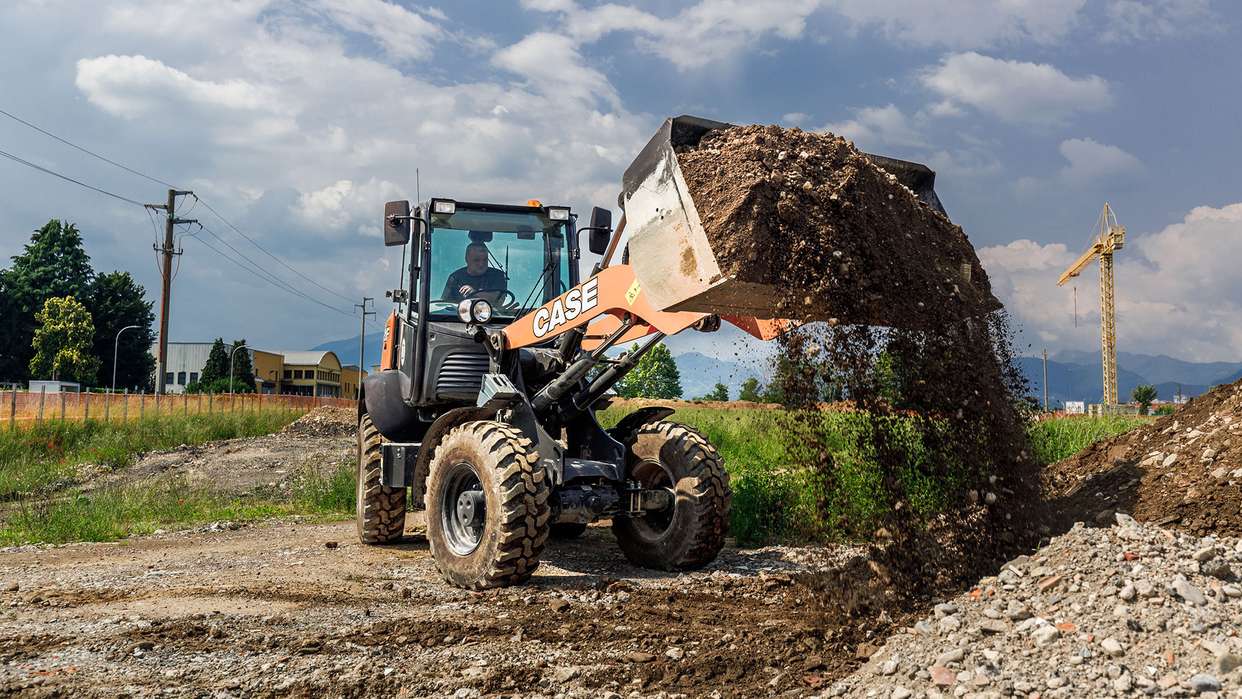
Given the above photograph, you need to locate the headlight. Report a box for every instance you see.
[432,200,456,214]
[457,299,493,324]
[546,207,569,221]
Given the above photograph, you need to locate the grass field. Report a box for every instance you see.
[0,409,359,546]
[599,406,1151,545]
[0,405,1151,547]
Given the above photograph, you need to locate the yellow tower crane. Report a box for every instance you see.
[1057,203,1125,405]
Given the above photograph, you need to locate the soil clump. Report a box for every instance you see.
[1045,377,1242,536]
[677,124,997,326]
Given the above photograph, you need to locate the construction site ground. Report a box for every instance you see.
[5,380,1242,698]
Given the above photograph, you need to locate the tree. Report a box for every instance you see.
[88,271,155,391]
[198,339,231,385]
[1132,384,1158,415]
[0,220,94,381]
[615,343,682,399]
[738,377,763,402]
[229,340,256,391]
[700,382,729,402]
[29,296,100,384]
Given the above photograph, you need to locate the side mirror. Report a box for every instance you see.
[587,206,612,255]
[589,206,611,231]
[383,200,411,246]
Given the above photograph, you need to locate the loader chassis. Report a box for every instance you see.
[359,198,730,589]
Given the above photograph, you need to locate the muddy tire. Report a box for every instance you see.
[356,413,406,544]
[612,421,730,570]
[550,522,589,539]
[426,421,550,589]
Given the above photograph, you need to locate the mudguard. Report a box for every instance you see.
[607,406,676,444]
[361,370,420,441]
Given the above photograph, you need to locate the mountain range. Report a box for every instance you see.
[312,331,1240,405]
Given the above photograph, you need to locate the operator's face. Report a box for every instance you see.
[465,247,488,274]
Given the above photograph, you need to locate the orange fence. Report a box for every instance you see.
[4,389,355,431]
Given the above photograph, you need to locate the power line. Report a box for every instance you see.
[0,147,147,207]
[193,222,355,317]
[194,195,356,304]
[0,107,178,189]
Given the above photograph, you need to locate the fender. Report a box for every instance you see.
[362,370,419,441]
[407,406,494,509]
[606,406,676,444]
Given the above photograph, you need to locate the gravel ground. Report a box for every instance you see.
[832,514,1242,698]
[0,517,868,698]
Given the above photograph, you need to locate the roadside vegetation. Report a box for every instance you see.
[1,405,1151,547]
[600,406,1152,546]
[0,408,360,546]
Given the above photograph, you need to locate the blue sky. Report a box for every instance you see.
[1,0,1239,361]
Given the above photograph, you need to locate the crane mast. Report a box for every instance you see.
[1058,203,1125,405]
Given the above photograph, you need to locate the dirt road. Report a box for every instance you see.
[0,517,870,697]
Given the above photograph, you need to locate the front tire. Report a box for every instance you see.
[426,421,550,589]
[612,421,730,570]
[356,413,406,544]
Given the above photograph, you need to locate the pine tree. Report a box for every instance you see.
[615,343,682,399]
[229,340,256,391]
[199,339,230,385]
[29,296,100,384]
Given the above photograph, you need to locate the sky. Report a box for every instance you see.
[0,0,1238,362]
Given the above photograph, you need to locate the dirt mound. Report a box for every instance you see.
[1045,378,1242,536]
[281,406,355,438]
[677,124,996,326]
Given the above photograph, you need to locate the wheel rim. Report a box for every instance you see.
[441,461,486,555]
[631,457,675,539]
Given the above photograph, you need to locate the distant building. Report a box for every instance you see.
[1064,401,1086,415]
[152,343,363,396]
[28,380,80,394]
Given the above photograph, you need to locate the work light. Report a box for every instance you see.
[457,298,493,324]
[433,200,456,214]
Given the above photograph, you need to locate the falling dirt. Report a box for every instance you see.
[679,122,1041,661]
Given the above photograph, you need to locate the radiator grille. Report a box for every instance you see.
[436,350,489,396]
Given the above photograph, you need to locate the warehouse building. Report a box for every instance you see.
[152,343,363,396]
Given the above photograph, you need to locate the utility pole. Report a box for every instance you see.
[355,297,375,400]
[148,189,196,395]
[1042,347,1049,412]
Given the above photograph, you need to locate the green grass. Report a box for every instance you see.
[1027,415,1151,465]
[0,461,357,546]
[0,410,304,500]
[601,406,1151,546]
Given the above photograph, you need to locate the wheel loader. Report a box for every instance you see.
[356,115,963,589]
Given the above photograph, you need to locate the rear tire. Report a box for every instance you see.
[426,421,550,589]
[550,522,589,539]
[356,413,406,544]
[612,421,730,570]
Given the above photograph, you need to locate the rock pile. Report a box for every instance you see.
[834,514,1242,698]
[1046,378,1242,536]
[281,406,355,438]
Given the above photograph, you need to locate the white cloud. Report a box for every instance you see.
[1103,0,1219,42]
[1016,137,1142,192]
[313,0,442,61]
[522,0,820,70]
[980,203,1242,361]
[492,32,617,106]
[75,55,281,118]
[1056,138,1143,183]
[821,104,925,150]
[920,52,1113,125]
[826,0,1086,47]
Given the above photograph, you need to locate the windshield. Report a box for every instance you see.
[427,207,571,321]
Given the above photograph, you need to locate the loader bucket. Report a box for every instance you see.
[619,115,994,325]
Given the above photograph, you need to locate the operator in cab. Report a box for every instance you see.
[443,241,507,303]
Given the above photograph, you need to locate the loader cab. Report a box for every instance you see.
[391,198,580,409]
